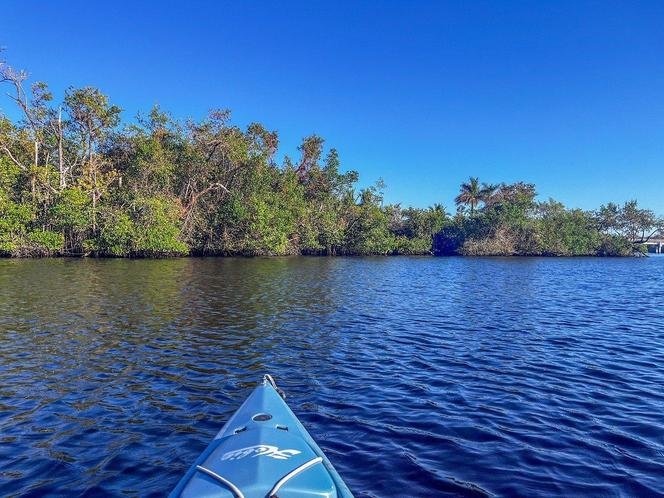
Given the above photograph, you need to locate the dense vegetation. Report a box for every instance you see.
[437,179,662,256]
[0,58,661,258]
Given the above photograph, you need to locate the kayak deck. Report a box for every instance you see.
[169,375,353,498]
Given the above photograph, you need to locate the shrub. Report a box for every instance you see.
[133,196,188,256]
[97,206,135,256]
[27,230,64,256]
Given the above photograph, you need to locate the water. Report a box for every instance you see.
[0,256,663,497]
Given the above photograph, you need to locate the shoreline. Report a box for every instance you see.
[0,252,652,260]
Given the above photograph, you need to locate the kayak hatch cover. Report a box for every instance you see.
[169,375,354,498]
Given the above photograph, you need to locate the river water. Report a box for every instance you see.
[0,256,663,497]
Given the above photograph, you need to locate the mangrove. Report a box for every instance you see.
[0,57,661,258]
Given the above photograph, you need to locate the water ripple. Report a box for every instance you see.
[0,256,663,496]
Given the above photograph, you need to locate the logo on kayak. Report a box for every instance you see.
[222,445,301,461]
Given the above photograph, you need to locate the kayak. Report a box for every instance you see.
[169,375,354,498]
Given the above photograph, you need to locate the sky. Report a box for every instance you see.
[1,1,663,213]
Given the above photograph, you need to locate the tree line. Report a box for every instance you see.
[0,58,661,258]
[438,178,662,256]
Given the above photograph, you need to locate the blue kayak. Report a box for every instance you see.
[169,375,354,498]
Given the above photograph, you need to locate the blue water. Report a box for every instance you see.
[0,256,663,497]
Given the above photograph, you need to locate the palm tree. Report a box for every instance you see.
[455,177,499,215]
[479,182,500,207]
[430,203,448,216]
[455,177,482,215]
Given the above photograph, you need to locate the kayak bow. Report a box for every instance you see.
[169,375,353,498]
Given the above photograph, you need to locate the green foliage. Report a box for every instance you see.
[343,188,396,255]
[435,181,652,257]
[537,205,600,256]
[132,196,188,256]
[51,187,91,231]
[394,236,433,255]
[50,187,91,254]
[64,86,121,136]
[97,206,135,256]
[0,199,33,255]
[597,235,634,257]
[0,159,34,255]
[27,230,64,256]
[0,58,658,259]
[245,171,302,256]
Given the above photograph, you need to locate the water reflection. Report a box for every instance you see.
[0,256,663,496]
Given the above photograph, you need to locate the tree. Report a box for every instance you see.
[454,177,497,215]
[295,134,324,180]
[64,87,122,231]
[1,53,662,259]
[618,200,657,242]
[0,63,60,199]
[455,177,482,215]
[596,202,620,234]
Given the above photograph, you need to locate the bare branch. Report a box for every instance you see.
[0,142,27,170]
[182,182,230,218]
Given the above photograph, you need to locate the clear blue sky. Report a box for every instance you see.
[2,1,663,213]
